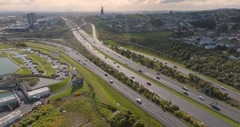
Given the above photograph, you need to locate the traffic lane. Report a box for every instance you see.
[74,32,231,127]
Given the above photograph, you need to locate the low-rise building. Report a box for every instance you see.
[27,87,50,102]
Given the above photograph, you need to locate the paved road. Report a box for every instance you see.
[82,23,240,122]
[41,40,187,127]
[62,19,233,127]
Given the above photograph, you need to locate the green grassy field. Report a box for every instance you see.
[129,31,173,37]
[49,83,89,100]
[27,42,163,127]
[48,76,71,93]
[0,44,12,49]
[0,52,8,57]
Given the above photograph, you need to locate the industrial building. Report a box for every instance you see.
[0,91,19,111]
[26,87,50,102]
[0,110,22,127]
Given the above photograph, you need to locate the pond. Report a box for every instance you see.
[0,57,19,75]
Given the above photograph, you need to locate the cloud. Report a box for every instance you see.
[161,0,186,3]
[0,0,37,5]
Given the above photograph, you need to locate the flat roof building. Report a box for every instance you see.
[26,13,36,25]
[0,91,18,108]
[27,87,50,101]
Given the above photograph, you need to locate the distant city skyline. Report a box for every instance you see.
[0,0,239,12]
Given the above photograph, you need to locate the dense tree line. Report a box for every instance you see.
[111,46,240,109]
[190,20,216,29]
[149,19,164,27]
[111,110,145,127]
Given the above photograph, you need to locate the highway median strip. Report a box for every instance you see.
[97,45,240,127]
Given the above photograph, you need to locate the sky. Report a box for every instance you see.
[0,0,239,12]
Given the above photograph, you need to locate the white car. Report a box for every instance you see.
[110,80,113,83]
[182,86,188,91]
[221,86,226,91]
[199,96,205,100]
[130,75,135,79]
[136,98,142,104]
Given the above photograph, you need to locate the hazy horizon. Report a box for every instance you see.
[0,0,239,12]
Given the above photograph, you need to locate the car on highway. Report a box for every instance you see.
[105,73,108,76]
[78,59,81,62]
[117,65,120,68]
[136,98,142,104]
[182,86,188,91]
[156,72,160,75]
[138,70,142,73]
[146,82,151,86]
[156,77,160,80]
[220,86,226,91]
[110,80,113,84]
[199,96,205,100]
[164,61,168,64]
[173,66,177,68]
[113,62,116,64]
[210,103,220,111]
[83,63,86,65]
[183,91,189,95]
[130,75,135,79]
[105,56,107,58]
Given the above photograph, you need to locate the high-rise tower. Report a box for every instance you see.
[26,13,36,25]
[101,6,104,15]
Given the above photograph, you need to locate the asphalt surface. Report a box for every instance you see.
[62,19,234,127]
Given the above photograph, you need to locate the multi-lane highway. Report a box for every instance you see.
[86,23,240,122]
[62,18,235,127]
[40,41,187,127]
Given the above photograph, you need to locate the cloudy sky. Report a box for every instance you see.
[0,0,239,12]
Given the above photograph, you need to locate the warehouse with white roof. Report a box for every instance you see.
[26,87,50,101]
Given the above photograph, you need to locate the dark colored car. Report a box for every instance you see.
[147,82,151,86]
[156,77,160,80]
[210,103,220,110]
[183,91,189,95]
